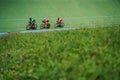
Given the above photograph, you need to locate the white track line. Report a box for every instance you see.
[20,28,76,33]
[0,28,77,38]
[0,32,8,38]
[0,15,120,21]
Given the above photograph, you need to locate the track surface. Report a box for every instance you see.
[0,0,120,32]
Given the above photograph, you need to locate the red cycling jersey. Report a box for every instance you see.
[57,18,63,23]
[43,18,49,23]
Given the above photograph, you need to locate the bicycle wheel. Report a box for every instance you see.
[40,24,45,29]
[46,23,50,29]
[26,24,30,30]
[54,22,65,28]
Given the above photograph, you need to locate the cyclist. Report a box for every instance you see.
[29,18,36,29]
[54,17,64,28]
[40,18,50,29]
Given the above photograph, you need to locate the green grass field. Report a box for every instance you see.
[0,0,120,32]
[0,26,120,80]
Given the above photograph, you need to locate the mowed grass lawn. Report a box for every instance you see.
[0,26,120,80]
